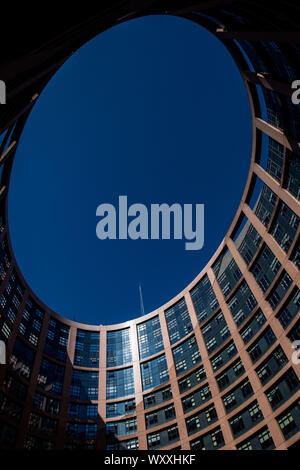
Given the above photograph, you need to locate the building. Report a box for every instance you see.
[0,0,299,450]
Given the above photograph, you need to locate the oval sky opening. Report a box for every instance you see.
[8,15,252,324]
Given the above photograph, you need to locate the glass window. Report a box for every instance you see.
[137,316,163,359]
[107,329,132,367]
[172,336,201,375]
[141,355,169,391]
[165,298,193,344]
[106,367,134,399]
[74,330,99,367]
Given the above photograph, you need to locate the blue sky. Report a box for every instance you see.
[8,15,251,325]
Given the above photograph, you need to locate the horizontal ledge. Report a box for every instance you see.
[0,186,7,200]
[216,30,300,42]
[253,163,300,218]
[167,0,238,15]
[255,118,300,155]
[0,140,17,166]
[242,71,293,97]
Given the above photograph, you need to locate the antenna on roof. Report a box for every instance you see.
[139,283,145,316]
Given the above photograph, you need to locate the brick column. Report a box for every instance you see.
[158,308,190,450]
[131,321,147,450]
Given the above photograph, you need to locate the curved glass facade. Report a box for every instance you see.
[0,0,299,451]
